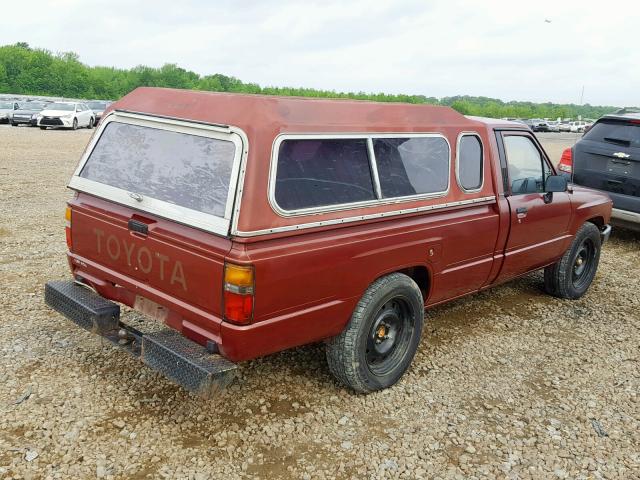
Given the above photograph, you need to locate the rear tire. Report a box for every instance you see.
[87,117,94,129]
[544,222,601,299]
[39,126,47,130]
[326,273,424,393]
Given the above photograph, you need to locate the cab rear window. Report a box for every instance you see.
[79,122,236,217]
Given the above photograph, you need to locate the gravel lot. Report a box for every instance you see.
[0,126,638,479]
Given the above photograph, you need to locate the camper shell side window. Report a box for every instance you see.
[270,133,451,216]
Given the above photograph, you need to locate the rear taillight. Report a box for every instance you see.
[223,263,254,324]
[558,147,573,173]
[65,206,72,249]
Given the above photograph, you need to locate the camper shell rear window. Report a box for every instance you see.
[68,112,243,235]
[80,122,236,217]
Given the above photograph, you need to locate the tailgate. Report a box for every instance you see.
[71,195,232,316]
[573,118,640,200]
[573,140,640,197]
[63,110,245,325]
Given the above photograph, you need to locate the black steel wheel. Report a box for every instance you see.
[326,273,424,393]
[571,237,597,291]
[365,297,415,376]
[544,222,602,299]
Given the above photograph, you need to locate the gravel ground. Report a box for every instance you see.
[0,125,638,479]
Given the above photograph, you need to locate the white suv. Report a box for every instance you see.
[38,102,95,130]
[569,121,590,133]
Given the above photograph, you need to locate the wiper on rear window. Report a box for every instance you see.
[603,137,631,147]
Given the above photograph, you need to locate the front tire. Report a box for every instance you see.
[544,222,602,299]
[71,118,78,130]
[87,117,94,129]
[326,273,424,393]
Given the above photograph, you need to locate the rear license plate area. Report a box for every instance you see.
[607,159,632,176]
[134,295,169,323]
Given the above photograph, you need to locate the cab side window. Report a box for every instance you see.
[503,135,550,195]
[457,134,483,191]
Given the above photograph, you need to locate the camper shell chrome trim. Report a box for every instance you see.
[233,195,497,237]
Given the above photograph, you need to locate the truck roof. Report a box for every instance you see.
[110,87,483,133]
[100,87,500,237]
[467,115,530,130]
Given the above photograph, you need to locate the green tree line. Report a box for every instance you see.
[0,43,623,119]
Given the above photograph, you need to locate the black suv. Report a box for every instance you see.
[569,113,640,231]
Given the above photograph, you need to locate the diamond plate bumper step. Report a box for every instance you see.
[45,280,237,398]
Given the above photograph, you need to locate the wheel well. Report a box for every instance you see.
[397,266,430,299]
[587,216,604,229]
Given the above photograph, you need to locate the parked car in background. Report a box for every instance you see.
[558,122,572,132]
[546,120,560,132]
[525,119,549,132]
[45,88,612,397]
[583,122,594,134]
[559,112,640,231]
[37,102,95,130]
[569,121,590,133]
[87,100,111,126]
[0,100,20,124]
[10,101,49,126]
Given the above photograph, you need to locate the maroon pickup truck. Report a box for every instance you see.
[45,88,612,396]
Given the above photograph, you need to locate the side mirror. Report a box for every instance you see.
[545,175,568,193]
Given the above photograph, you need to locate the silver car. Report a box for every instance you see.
[0,100,20,124]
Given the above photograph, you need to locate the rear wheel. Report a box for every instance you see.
[39,126,47,130]
[544,222,601,299]
[326,273,424,393]
[87,117,94,129]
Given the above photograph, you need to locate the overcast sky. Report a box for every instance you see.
[2,0,638,106]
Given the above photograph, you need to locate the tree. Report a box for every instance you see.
[0,43,628,119]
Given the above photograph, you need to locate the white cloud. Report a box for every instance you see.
[1,0,638,105]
